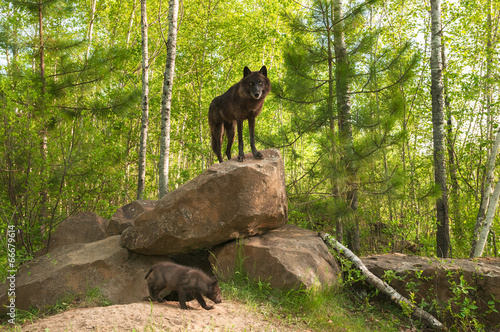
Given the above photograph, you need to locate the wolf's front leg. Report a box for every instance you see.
[193,292,213,310]
[248,117,263,159]
[237,120,245,162]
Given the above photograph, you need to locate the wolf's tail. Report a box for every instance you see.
[145,268,153,279]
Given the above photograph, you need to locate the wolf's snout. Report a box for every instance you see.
[252,92,262,99]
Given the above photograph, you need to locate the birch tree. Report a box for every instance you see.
[430,0,450,258]
[470,0,498,257]
[471,127,500,257]
[86,0,97,60]
[137,0,149,200]
[158,0,179,199]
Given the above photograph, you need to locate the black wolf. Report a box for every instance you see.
[208,66,271,163]
[145,261,222,310]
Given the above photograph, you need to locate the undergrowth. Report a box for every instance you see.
[219,268,412,331]
[215,242,414,332]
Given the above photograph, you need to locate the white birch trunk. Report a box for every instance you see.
[137,0,149,200]
[319,232,444,330]
[474,180,500,257]
[472,128,500,257]
[158,0,179,199]
[86,0,97,60]
[470,1,496,257]
[126,0,136,47]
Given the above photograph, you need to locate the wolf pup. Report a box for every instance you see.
[208,66,271,163]
[145,261,222,310]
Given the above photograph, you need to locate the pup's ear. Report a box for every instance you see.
[243,66,252,77]
[259,66,267,77]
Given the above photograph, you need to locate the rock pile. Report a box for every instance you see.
[0,149,340,314]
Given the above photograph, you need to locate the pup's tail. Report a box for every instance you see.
[145,268,153,279]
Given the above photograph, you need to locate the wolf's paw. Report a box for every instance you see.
[237,155,245,162]
[254,151,264,159]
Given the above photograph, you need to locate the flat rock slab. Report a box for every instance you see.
[121,149,288,255]
[210,225,340,290]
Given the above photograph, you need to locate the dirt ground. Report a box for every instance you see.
[19,299,306,332]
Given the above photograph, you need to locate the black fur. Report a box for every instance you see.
[145,262,222,310]
[208,66,271,162]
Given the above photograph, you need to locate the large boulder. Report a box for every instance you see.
[121,149,288,255]
[44,212,109,252]
[106,200,157,236]
[0,236,165,314]
[210,225,340,290]
[361,254,500,330]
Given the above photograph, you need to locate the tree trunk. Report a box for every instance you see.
[137,0,149,200]
[158,0,179,199]
[86,0,97,60]
[126,0,137,47]
[333,0,359,254]
[430,0,449,258]
[470,0,495,257]
[319,232,444,330]
[442,28,457,258]
[473,179,500,257]
[471,128,500,257]
[38,0,48,223]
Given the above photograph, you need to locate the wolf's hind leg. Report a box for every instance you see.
[178,288,189,309]
[224,121,235,161]
[211,122,224,163]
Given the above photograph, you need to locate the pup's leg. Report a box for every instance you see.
[178,288,189,309]
[193,292,213,310]
[149,285,165,303]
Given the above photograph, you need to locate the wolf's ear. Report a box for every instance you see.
[259,66,267,77]
[243,66,252,77]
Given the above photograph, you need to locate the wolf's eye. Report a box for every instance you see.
[259,82,263,85]
[249,82,254,86]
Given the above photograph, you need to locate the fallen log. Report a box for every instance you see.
[319,232,444,331]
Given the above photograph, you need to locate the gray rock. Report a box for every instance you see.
[121,149,288,255]
[210,225,340,290]
[45,212,108,252]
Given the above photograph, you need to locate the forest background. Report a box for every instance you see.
[0,0,499,267]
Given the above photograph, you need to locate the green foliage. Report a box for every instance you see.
[367,266,499,331]
[0,0,500,269]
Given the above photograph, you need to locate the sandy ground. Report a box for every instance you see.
[19,299,306,332]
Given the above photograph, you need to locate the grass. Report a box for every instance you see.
[219,269,417,332]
